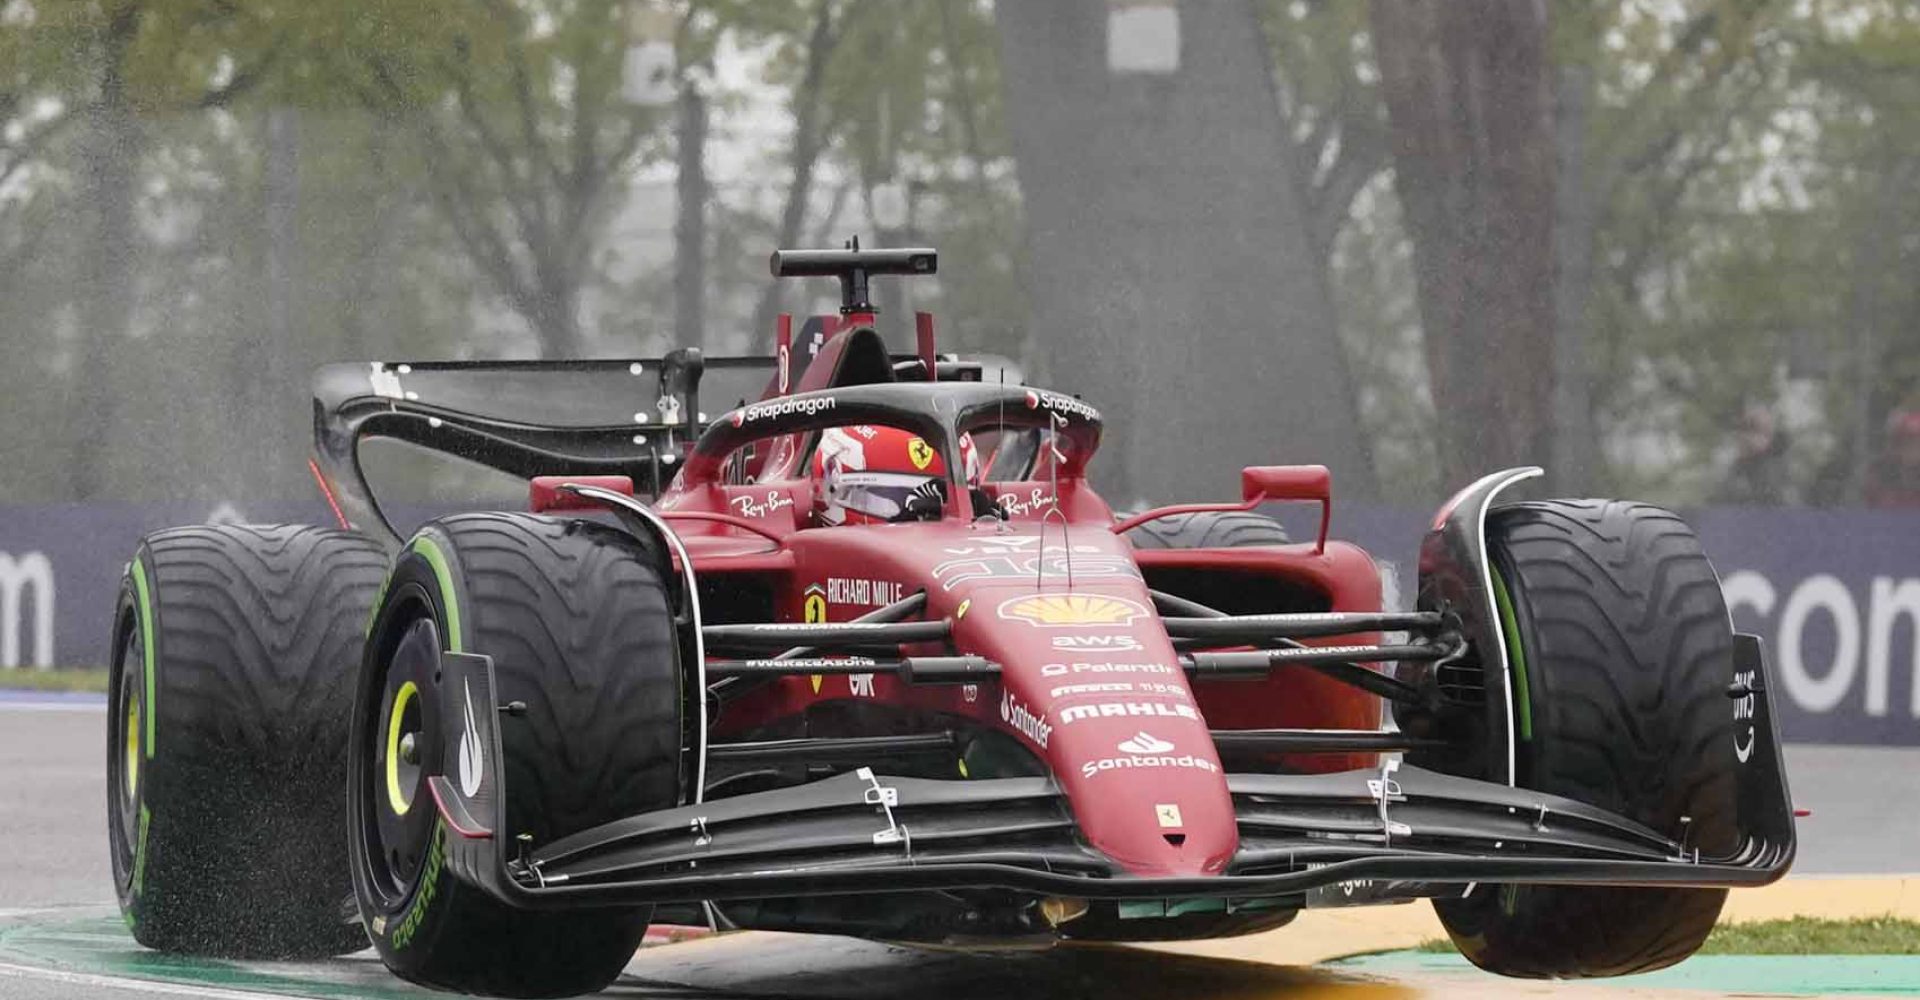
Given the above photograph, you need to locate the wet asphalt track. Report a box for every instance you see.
[0,692,1912,1000]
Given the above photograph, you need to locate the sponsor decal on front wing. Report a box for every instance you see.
[457,678,484,797]
[1733,666,1758,763]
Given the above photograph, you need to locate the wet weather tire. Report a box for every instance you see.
[1426,500,1738,978]
[1124,510,1288,549]
[350,513,683,998]
[106,524,386,958]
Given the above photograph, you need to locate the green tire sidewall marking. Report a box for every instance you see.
[1489,564,1533,742]
[389,824,446,950]
[409,535,462,654]
[131,558,156,757]
[366,572,392,638]
[132,804,150,898]
[390,533,457,952]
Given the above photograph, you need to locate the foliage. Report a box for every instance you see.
[1,0,1918,506]
[0,667,110,691]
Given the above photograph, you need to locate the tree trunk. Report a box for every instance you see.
[674,80,709,350]
[996,0,1377,504]
[526,279,587,358]
[1370,0,1557,491]
[750,0,839,348]
[1550,63,1597,495]
[70,4,142,501]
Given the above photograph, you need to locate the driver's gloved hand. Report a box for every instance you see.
[970,487,1008,520]
[898,480,948,522]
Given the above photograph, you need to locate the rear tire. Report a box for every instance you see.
[107,525,385,958]
[350,513,684,998]
[1423,500,1738,978]
[1123,510,1288,549]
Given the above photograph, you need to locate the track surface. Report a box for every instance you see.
[0,692,1911,999]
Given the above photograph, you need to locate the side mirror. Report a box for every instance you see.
[1240,465,1331,553]
[530,475,635,513]
[1241,465,1330,505]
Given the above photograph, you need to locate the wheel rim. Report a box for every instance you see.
[124,695,140,802]
[384,681,421,816]
[109,628,142,865]
[364,614,443,904]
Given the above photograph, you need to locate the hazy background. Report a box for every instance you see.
[1,0,1915,510]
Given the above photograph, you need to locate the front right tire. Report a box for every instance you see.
[350,513,685,998]
[1421,499,1739,978]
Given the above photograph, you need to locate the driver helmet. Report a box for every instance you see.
[811,425,979,525]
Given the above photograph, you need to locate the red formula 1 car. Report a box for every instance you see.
[105,247,1794,997]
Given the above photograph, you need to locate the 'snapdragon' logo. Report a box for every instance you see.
[1023,389,1101,423]
[998,594,1147,628]
[728,394,838,427]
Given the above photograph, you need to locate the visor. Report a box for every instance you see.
[827,470,944,522]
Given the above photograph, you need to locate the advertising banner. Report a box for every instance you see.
[2,501,1915,746]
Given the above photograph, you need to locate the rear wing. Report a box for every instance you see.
[310,348,1021,549]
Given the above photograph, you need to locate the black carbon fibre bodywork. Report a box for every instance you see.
[423,634,1792,922]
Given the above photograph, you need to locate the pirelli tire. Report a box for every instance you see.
[106,524,386,958]
[350,513,684,999]
[1424,500,1739,978]
[1123,510,1288,549]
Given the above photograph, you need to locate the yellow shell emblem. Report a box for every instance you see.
[996,593,1148,628]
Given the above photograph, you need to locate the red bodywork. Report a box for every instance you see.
[635,321,1386,881]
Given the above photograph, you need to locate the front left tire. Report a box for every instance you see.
[349,512,685,998]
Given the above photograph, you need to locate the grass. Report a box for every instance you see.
[1416,916,1920,956]
[0,667,109,693]
[1696,916,1920,955]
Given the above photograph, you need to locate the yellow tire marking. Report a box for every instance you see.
[385,681,419,815]
[124,701,140,800]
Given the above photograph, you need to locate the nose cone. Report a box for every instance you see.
[966,588,1237,878]
[1042,693,1236,876]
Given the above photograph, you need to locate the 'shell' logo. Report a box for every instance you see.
[998,594,1147,628]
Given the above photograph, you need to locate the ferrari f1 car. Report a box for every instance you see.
[105,246,1794,997]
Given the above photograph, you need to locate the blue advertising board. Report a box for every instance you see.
[1,500,1915,746]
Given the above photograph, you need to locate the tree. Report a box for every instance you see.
[11,0,280,499]
[330,0,675,357]
[1369,0,1558,492]
[996,0,1377,504]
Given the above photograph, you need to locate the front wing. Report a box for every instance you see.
[425,634,1795,912]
